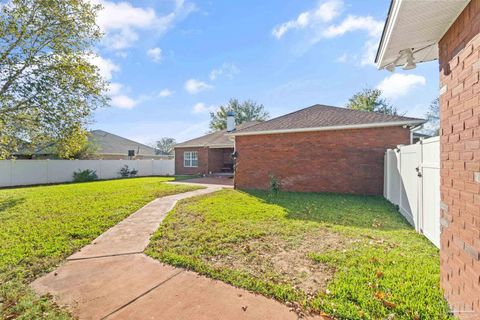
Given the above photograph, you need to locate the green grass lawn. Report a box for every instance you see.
[146,189,452,320]
[0,177,199,320]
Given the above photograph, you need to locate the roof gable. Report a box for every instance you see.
[174,121,259,148]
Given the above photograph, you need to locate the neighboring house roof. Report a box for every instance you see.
[20,130,158,156]
[375,0,469,69]
[174,121,259,148]
[231,104,425,136]
[89,130,157,156]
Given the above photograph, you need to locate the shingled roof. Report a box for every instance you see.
[174,121,259,148]
[89,130,158,155]
[231,104,425,136]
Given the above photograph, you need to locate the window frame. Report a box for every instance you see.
[184,151,198,168]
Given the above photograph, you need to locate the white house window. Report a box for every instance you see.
[184,151,198,167]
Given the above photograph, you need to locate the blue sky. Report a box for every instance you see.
[90,0,439,144]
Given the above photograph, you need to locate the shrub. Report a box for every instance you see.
[73,169,98,182]
[119,165,138,178]
[269,174,281,193]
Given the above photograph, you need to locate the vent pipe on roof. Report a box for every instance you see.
[227,112,235,132]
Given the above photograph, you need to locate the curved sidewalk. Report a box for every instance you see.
[31,183,318,320]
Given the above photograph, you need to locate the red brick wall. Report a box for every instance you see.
[174,147,208,175]
[174,147,233,175]
[208,148,233,173]
[438,1,480,318]
[234,126,410,195]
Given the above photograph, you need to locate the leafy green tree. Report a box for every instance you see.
[424,98,440,136]
[0,0,108,159]
[154,137,176,155]
[346,88,399,115]
[53,126,99,159]
[209,98,269,131]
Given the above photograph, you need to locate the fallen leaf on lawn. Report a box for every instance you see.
[382,300,397,309]
[320,312,335,320]
[374,291,385,300]
[375,270,384,278]
[370,257,379,264]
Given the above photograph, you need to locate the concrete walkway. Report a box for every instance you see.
[31,183,317,320]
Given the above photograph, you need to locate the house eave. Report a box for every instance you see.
[228,120,426,137]
[173,144,233,149]
[376,0,469,69]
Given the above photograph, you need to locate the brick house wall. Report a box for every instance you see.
[438,1,480,317]
[175,147,234,175]
[234,126,410,195]
[175,147,208,175]
[208,148,234,173]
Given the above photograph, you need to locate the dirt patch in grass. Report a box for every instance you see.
[208,230,350,295]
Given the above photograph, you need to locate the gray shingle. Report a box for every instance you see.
[90,130,157,155]
[232,104,425,135]
[174,121,259,148]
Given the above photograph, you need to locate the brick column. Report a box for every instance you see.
[438,1,480,318]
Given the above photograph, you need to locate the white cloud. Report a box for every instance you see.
[106,81,139,110]
[147,47,162,63]
[272,0,343,39]
[110,94,138,109]
[336,53,348,63]
[184,79,214,94]
[209,63,240,80]
[322,15,383,38]
[108,82,123,95]
[360,40,379,66]
[192,102,207,113]
[88,54,120,80]
[376,74,426,100]
[158,89,173,97]
[192,102,216,114]
[93,0,195,50]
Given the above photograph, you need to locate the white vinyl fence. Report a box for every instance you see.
[384,136,440,247]
[0,159,175,188]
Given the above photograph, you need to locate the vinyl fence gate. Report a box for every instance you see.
[384,136,440,247]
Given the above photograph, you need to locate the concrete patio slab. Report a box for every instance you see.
[32,254,181,320]
[106,269,304,320]
[172,176,234,187]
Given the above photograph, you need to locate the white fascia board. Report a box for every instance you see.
[173,144,233,149]
[228,120,426,137]
[376,0,403,69]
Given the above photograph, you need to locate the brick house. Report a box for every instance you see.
[230,104,424,195]
[376,0,479,318]
[174,122,258,175]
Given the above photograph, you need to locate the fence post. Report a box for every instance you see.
[10,160,13,186]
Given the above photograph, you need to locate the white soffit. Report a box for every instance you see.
[376,0,469,69]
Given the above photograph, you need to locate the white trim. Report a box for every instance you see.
[228,120,426,137]
[174,144,233,149]
[376,0,469,69]
[376,0,403,69]
[377,0,402,69]
[183,151,198,168]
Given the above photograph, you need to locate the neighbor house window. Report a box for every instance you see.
[184,151,198,167]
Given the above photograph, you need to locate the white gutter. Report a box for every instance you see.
[173,144,233,149]
[228,120,426,137]
[376,0,402,69]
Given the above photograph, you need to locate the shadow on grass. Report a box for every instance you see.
[245,190,411,231]
[0,198,25,213]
